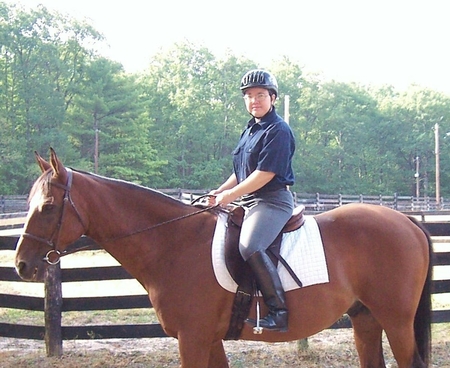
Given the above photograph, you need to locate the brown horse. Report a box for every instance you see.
[15,149,432,368]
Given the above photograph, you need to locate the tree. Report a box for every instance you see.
[0,3,103,192]
[66,57,165,184]
[293,77,386,194]
[2,2,450,198]
[140,41,255,189]
[372,85,450,196]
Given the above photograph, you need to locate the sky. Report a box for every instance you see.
[6,0,450,94]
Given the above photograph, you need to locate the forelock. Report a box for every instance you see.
[28,171,51,208]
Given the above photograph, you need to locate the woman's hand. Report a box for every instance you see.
[214,189,236,207]
[207,190,219,206]
[207,189,236,207]
[208,173,238,206]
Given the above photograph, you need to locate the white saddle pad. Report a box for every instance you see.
[211,212,329,293]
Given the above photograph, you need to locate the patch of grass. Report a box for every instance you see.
[0,308,44,325]
[0,307,158,326]
[62,308,158,325]
[432,323,450,342]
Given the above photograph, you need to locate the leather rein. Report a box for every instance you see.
[22,169,218,265]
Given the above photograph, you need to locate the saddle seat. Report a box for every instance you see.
[227,204,305,233]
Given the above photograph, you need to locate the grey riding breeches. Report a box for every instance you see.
[238,189,294,261]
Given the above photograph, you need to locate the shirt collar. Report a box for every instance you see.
[247,106,278,129]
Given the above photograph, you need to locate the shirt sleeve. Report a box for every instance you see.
[256,123,294,177]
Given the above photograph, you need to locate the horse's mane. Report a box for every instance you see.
[28,168,192,210]
[73,169,191,208]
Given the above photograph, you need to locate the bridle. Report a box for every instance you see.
[22,169,219,265]
[22,168,87,265]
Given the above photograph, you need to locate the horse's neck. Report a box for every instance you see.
[78,177,208,285]
[77,178,215,292]
[82,180,188,243]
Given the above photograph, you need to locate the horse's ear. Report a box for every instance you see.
[35,151,51,173]
[49,147,67,179]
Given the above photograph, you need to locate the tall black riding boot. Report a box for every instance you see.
[245,250,288,332]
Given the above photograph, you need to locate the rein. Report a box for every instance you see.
[22,170,219,265]
[97,203,218,246]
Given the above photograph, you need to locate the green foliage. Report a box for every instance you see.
[1,2,450,198]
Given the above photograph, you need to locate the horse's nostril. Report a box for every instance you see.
[16,261,25,275]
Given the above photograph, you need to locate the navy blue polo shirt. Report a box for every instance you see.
[232,107,295,193]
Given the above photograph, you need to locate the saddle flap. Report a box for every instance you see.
[224,208,253,285]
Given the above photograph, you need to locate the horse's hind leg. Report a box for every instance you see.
[383,324,425,368]
[348,302,386,368]
[352,305,425,368]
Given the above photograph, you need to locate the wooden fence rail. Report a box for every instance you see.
[1,191,449,215]
[0,216,449,355]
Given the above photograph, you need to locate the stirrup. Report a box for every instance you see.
[245,315,288,333]
[245,303,288,333]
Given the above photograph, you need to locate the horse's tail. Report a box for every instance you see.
[408,216,433,366]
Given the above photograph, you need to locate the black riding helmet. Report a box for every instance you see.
[240,69,278,97]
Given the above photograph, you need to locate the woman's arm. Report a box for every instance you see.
[210,173,238,194]
[213,170,275,206]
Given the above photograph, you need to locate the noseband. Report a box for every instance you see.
[22,169,87,265]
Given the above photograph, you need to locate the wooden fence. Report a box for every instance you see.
[0,195,28,214]
[0,214,449,356]
[0,207,450,356]
[1,191,449,215]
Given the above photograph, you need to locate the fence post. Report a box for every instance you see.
[44,263,63,357]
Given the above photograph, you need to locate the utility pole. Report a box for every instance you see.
[435,123,441,208]
[415,156,420,198]
[94,119,99,174]
[284,95,290,124]
[285,95,291,193]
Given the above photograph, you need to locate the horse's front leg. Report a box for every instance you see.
[178,333,229,368]
[208,339,228,368]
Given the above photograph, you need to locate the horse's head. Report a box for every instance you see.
[15,148,87,281]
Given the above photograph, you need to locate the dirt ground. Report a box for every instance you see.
[0,326,449,367]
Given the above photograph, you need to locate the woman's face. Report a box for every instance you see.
[242,87,275,119]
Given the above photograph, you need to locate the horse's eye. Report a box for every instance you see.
[41,203,56,214]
